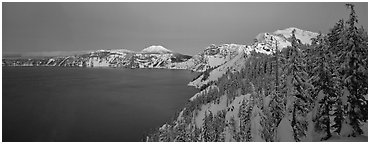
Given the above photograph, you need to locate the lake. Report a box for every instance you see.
[2,67,198,142]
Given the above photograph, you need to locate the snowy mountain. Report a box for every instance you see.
[188,27,319,89]
[253,27,319,54]
[141,45,172,54]
[274,27,319,44]
[169,27,318,77]
[2,46,192,69]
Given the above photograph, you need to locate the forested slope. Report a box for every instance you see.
[146,4,367,142]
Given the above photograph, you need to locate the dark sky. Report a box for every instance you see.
[3,2,368,55]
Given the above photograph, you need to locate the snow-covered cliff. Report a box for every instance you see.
[187,27,319,89]
[3,46,192,69]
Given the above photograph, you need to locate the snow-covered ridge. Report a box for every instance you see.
[253,27,319,54]
[248,27,320,56]
[254,32,292,54]
[141,45,172,54]
[3,46,191,68]
[274,27,319,44]
[188,27,319,88]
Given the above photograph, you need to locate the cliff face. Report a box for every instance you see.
[2,46,192,69]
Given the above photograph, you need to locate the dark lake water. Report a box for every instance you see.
[2,67,198,142]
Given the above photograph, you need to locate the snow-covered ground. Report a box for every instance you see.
[325,135,368,142]
[189,85,219,101]
[191,92,252,141]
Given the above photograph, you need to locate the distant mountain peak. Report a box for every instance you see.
[256,27,319,45]
[251,27,319,55]
[273,27,319,44]
[141,45,172,54]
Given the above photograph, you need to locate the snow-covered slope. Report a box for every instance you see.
[171,44,247,73]
[188,48,248,88]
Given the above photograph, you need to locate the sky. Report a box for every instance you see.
[2,2,368,56]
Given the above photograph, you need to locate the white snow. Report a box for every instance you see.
[225,94,251,123]
[189,85,219,101]
[342,88,350,104]
[302,112,315,142]
[46,58,55,65]
[186,44,246,72]
[168,58,197,70]
[361,121,368,137]
[273,27,319,44]
[193,93,227,128]
[188,51,247,88]
[135,53,173,68]
[89,57,110,67]
[109,49,135,54]
[254,32,292,53]
[341,116,354,137]
[250,105,265,142]
[224,94,251,141]
[192,93,253,141]
[252,27,319,55]
[302,111,324,142]
[191,93,254,142]
[207,55,228,68]
[277,115,295,142]
[325,135,368,142]
[141,45,172,54]
[263,95,272,109]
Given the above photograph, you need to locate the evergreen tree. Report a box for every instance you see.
[202,111,215,141]
[238,98,253,141]
[336,4,368,136]
[328,19,345,54]
[326,19,346,136]
[269,37,286,141]
[213,111,226,141]
[310,34,339,140]
[282,29,313,141]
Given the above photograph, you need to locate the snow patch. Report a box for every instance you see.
[277,115,295,142]
[250,105,265,142]
[325,135,368,142]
